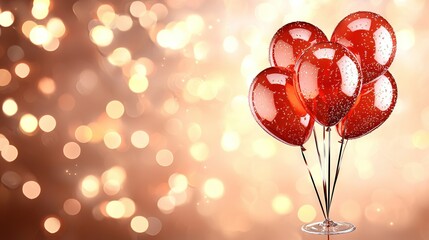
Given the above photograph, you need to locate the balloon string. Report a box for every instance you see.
[300,147,327,220]
[329,138,348,210]
[313,128,322,167]
[322,126,328,220]
[327,127,331,219]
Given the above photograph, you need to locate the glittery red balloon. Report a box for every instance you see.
[269,21,328,71]
[336,71,397,139]
[295,42,363,127]
[249,67,314,146]
[331,11,396,84]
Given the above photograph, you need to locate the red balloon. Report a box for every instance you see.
[295,42,363,127]
[269,21,328,71]
[336,71,397,139]
[331,11,396,84]
[249,67,314,146]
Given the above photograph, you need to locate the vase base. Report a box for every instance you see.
[301,220,355,235]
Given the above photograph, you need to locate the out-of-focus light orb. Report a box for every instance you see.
[58,94,76,111]
[108,47,132,66]
[63,198,81,215]
[223,36,239,53]
[29,25,51,45]
[255,2,279,23]
[39,115,56,132]
[221,131,241,152]
[151,3,168,19]
[340,200,361,222]
[130,1,147,17]
[44,217,61,234]
[252,138,277,159]
[128,73,149,93]
[156,149,174,167]
[186,14,204,34]
[103,180,121,195]
[90,25,114,47]
[22,20,37,38]
[106,100,125,119]
[131,216,149,233]
[146,217,162,236]
[47,18,66,38]
[0,69,12,86]
[81,175,100,198]
[104,131,122,149]
[116,15,133,31]
[75,125,93,143]
[297,204,316,223]
[157,195,175,213]
[0,11,14,27]
[187,123,201,142]
[97,4,116,26]
[131,130,149,148]
[22,180,41,199]
[106,200,125,219]
[15,63,30,78]
[203,178,224,199]
[120,197,136,218]
[194,41,210,60]
[32,0,50,20]
[168,173,188,193]
[189,142,209,162]
[1,144,18,162]
[38,77,56,95]
[163,98,179,115]
[138,11,157,29]
[272,194,293,215]
[102,166,126,184]
[20,114,38,134]
[63,142,81,160]
[77,69,98,95]
[157,22,191,50]
[42,37,60,51]
[7,45,25,62]
[397,27,415,52]
[1,170,21,189]
[2,98,18,117]
[0,134,9,151]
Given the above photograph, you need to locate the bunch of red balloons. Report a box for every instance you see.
[249,11,398,147]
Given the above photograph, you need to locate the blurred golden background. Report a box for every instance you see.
[0,0,426,239]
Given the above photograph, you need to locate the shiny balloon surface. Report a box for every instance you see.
[331,11,396,84]
[336,71,397,139]
[295,42,363,127]
[249,67,314,146]
[269,21,328,71]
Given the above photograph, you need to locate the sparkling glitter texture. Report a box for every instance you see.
[0,0,424,239]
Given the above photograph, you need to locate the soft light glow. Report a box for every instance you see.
[39,115,56,132]
[106,100,125,119]
[130,1,147,17]
[128,73,149,93]
[32,0,50,20]
[44,217,61,234]
[2,98,18,117]
[81,175,99,198]
[15,63,30,78]
[47,18,66,38]
[108,48,132,66]
[0,11,14,27]
[221,131,241,152]
[63,142,81,159]
[104,131,122,149]
[1,144,18,162]
[38,77,56,95]
[22,180,41,199]
[203,178,224,199]
[90,25,114,47]
[75,125,93,143]
[189,142,209,162]
[157,195,175,213]
[120,197,136,218]
[223,36,239,53]
[29,25,52,45]
[272,194,293,215]
[156,149,174,167]
[20,114,38,134]
[297,204,316,223]
[168,173,188,193]
[106,200,125,219]
[131,216,149,233]
[131,130,150,148]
